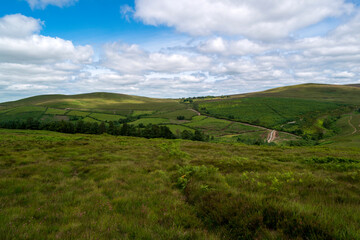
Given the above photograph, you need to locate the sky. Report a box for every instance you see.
[1,0,360,101]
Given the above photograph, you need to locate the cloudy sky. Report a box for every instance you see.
[1,0,360,101]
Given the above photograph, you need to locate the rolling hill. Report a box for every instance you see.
[230,83,360,104]
[1,84,360,239]
[0,92,184,112]
[0,83,360,145]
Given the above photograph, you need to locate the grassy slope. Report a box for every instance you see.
[197,97,344,128]
[193,84,360,141]
[1,84,360,144]
[236,83,360,104]
[0,92,184,112]
[0,129,359,239]
[326,113,360,148]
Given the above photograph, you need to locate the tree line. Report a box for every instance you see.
[0,118,209,141]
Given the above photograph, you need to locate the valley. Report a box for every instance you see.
[1,83,360,239]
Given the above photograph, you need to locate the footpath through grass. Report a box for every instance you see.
[0,129,359,239]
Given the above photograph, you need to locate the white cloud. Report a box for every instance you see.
[0,14,93,101]
[332,71,355,78]
[102,43,211,74]
[134,0,353,40]
[0,35,93,64]
[0,15,93,64]
[0,14,42,38]
[3,8,360,102]
[25,0,78,9]
[198,37,268,55]
[6,84,51,91]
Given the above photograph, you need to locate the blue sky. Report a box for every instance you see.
[0,0,360,101]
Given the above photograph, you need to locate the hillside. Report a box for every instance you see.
[1,84,360,145]
[193,84,360,143]
[1,84,360,239]
[0,92,183,112]
[230,83,360,104]
[0,129,359,239]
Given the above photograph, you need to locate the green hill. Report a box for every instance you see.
[0,92,183,112]
[1,84,360,239]
[1,84,360,145]
[231,83,360,104]
[194,84,360,142]
[0,129,359,239]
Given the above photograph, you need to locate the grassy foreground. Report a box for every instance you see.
[0,129,360,239]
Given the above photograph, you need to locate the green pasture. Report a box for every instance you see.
[152,109,198,120]
[89,113,126,121]
[45,108,68,115]
[66,111,90,117]
[0,129,359,239]
[131,110,154,117]
[129,118,170,125]
[164,124,195,135]
[197,97,345,128]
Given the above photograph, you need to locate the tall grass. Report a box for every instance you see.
[0,129,359,239]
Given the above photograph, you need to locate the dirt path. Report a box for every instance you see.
[348,115,357,135]
[267,130,277,143]
[189,109,201,116]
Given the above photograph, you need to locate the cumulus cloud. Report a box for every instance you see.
[198,37,268,55]
[102,43,211,74]
[0,15,93,64]
[0,14,93,101]
[0,14,42,38]
[3,7,360,102]
[25,0,78,9]
[134,0,353,40]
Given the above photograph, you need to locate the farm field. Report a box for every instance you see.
[66,111,91,117]
[131,110,154,117]
[89,113,126,121]
[128,118,171,125]
[164,124,195,135]
[0,129,359,239]
[0,84,359,145]
[232,83,360,104]
[196,97,346,128]
[45,108,68,115]
[151,109,198,120]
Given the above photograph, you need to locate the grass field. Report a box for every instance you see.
[45,108,68,115]
[325,113,360,148]
[0,84,359,145]
[89,113,126,121]
[0,129,359,239]
[164,124,195,135]
[66,111,90,117]
[185,116,261,137]
[0,92,186,112]
[128,118,170,126]
[82,117,101,123]
[234,83,360,104]
[197,97,345,128]
[131,110,154,117]
[152,109,198,120]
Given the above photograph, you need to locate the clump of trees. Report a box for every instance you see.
[0,118,209,142]
[180,96,219,104]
